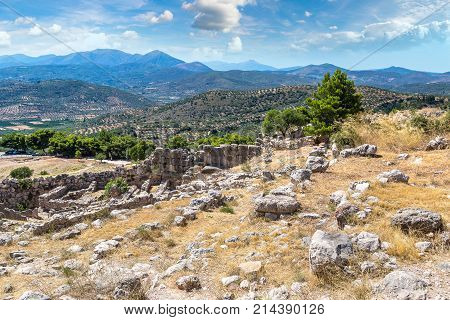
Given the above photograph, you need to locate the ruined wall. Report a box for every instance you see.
[0,144,262,209]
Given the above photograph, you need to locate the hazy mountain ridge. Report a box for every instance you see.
[0,50,449,102]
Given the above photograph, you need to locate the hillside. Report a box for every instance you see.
[0,80,151,121]
[84,86,448,141]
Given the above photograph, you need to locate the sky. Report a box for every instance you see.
[0,0,449,72]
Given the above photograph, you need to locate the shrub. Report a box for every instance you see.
[95,153,107,162]
[220,205,235,214]
[104,178,129,197]
[10,166,33,179]
[18,179,32,190]
[74,150,82,159]
[39,170,49,176]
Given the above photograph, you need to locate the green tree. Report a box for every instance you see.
[166,135,190,149]
[128,141,155,161]
[308,69,362,120]
[0,133,28,151]
[262,107,310,137]
[27,129,56,153]
[305,70,362,138]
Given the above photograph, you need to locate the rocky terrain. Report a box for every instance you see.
[0,130,448,300]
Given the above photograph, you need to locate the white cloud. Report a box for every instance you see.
[28,25,43,36]
[49,24,62,34]
[14,17,35,25]
[297,20,306,24]
[182,0,256,32]
[122,30,139,39]
[135,10,173,24]
[192,46,224,60]
[227,36,243,52]
[329,26,338,30]
[305,11,312,17]
[0,31,11,47]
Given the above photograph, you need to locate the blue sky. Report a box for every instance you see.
[0,0,449,71]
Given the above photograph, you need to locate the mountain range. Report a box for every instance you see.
[0,49,449,102]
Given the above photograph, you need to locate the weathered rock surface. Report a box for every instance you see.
[176,275,201,291]
[340,144,377,158]
[305,156,329,173]
[309,230,353,274]
[391,208,443,234]
[425,136,448,151]
[377,170,409,183]
[376,270,428,300]
[254,194,300,217]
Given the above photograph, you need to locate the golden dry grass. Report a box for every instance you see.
[0,156,118,179]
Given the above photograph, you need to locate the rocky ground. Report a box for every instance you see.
[0,136,449,300]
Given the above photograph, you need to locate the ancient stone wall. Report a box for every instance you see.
[0,144,262,210]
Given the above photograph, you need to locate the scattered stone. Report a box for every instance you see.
[19,291,51,300]
[91,219,104,229]
[268,285,289,300]
[290,169,312,184]
[335,202,360,229]
[239,261,262,275]
[67,245,84,253]
[173,216,187,227]
[201,166,222,174]
[397,153,409,160]
[63,259,83,270]
[352,231,381,252]
[221,275,240,286]
[176,275,201,292]
[254,194,300,216]
[349,181,370,194]
[92,240,120,261]
[425,136,448,151]
[0,233,13,246]
[240,280,250,289]
[261,171,275,181]
[330,190,347,206]
[376,270,428,300]
[17,241,29,247]
[53,284,71,297]
[415,241,433,253]
[340,144,377,158]
[391,208,443,234]
[309,230,353,274]
[360,261,376,273]
[377,170,409,183]
[305,156,329,173]
[113,276,142,299]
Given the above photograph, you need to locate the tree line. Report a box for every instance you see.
[0,130,155,161]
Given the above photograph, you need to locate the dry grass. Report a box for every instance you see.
[0,156,118,179]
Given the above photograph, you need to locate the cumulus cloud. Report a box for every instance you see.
[28,25,43,36]
[14,16,35,25]
[122,30,139,39]
[135,10,173,24]
[0,31,11,47]
[329,25,338,30]
[182,0,255,32]
[304,11,312,17]
[227,36,243,52]
[48,24,62,34]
